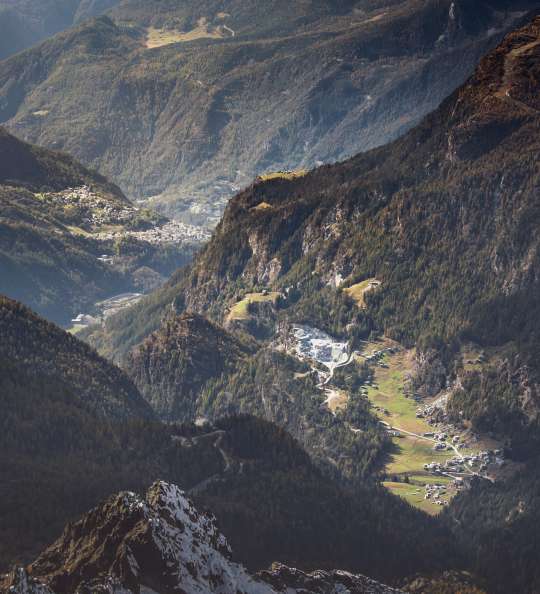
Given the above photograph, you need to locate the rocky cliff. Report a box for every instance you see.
[1,481,405,594]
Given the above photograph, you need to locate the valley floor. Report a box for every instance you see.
[285,325,506,514]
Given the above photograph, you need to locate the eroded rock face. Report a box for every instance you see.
[1,482,404,594]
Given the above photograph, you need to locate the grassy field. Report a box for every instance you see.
[383,481,439,514]
[258,170,308,182]
[360,339,455,513]
[344,278,381,308]
[227,292,280,321]
[251,201,273,211]
[145,20,224,49]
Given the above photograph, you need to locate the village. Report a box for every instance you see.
[36,185,211,245]
[35,185,136,229]
[94,219,210,245]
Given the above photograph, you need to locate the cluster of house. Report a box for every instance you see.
[424,483,449,505]
[127,220,211,245]
[95,219,209,246]
[360,345,398,367]
[423,449,504,479]
[40,185,135,229]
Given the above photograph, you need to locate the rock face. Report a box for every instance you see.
[1,481,404,594]
[0,1,533,226]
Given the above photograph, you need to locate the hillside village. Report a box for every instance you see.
[36,185,210,244]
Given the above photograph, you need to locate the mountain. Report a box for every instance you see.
[0,482,405,594]
[126,312,256,419]
[0,295,153,420]
[0,0,534,229]
[1,296,460,582]
[0,127,197,324]
[0,0,119,59]
[79,15,540,593]
[89,12,540,452]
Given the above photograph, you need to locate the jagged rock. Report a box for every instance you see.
[259,563,406,593]
[1,482,404,594]
[412,350,448,399]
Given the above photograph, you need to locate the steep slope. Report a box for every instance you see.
[125,312,389,485]
[0,482,405,594]
[443,461,540,594]
[91,14,540,453]
[0,296,459,580]
[126,313,255,419]
[0,295,152,420]
[0,127,197,324]
[0,0,533,228]
[0,0,119,59]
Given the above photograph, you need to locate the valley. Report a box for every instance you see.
[285,325,506,514]
[0,128,203,324]
[1,6,540,594]
[0,1,533,230]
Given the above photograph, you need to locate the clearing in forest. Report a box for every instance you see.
[344,278,381,308]
[258,170,308,182]
[227,292,280,321]
[145,18,227,49]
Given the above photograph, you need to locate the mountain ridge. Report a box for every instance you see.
[0,126,197,324]
[0,481,406,594]
[0,0,533,228]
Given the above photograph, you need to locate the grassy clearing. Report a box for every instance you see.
[145,19,225,48]
[386,436,452,476]
[68,325,86,335]
[361,339,455,513]
[258,170,308,182]
[383,481,439,515]
[227,292,280,321]
[325,389,349,413]
[251,201,273,211]
[66,225,92,237]
[344,278,381,308]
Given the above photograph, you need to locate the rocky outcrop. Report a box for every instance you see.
[412,350,448,399]
[1,481,404,594]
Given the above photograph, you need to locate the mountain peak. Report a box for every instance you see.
[4,480,404,594]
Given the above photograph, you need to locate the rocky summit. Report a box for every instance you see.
[1,481,404,594]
